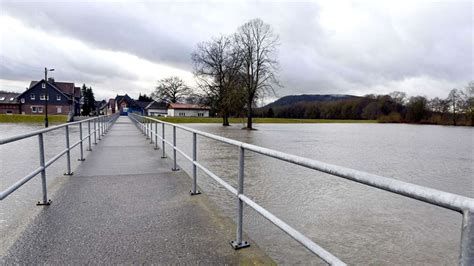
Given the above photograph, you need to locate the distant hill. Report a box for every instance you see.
[264,94,358,108]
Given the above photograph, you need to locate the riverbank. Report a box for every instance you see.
[157,117,377,124]
[0,114,68,123]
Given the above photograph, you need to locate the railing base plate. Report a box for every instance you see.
[154,147,159,150]
[36,199,52,206]
[230,240,250,250]
[190,190,201,196]
[161,156,167,159]
[64,172,73,176]
[172,168,180,171]
[78,158,85,161]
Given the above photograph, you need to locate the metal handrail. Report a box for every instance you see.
[0,113,120,203]
[129,113,474,266]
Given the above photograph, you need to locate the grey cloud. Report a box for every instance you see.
[0,1,472,98]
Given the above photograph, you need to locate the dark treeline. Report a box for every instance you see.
[255,84,474,126]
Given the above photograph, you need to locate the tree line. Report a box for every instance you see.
[255,83,474,126]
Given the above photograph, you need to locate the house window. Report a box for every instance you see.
[30,94,35,100]
[21,98,25,103]
[40,94,49,101]
[179,112,186,117]
[57,107,62,113]
[57,95,61,101]
[0,97,5,101]
[32,106,37,113]
[42,83,46,89]
[37,106,43,113]
[198,113,204,117]
[9,97,14,101]
[6,110,12,114]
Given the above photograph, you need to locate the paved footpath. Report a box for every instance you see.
[2,117,272,264]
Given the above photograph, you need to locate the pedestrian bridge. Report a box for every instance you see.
[0,114,473,265]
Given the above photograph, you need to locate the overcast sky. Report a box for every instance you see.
[0,0,472,102]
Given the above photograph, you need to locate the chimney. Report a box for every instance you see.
[48,77,55,83]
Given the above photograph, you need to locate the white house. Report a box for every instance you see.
[167,103,210,117]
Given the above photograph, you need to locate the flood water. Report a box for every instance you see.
[1,121,473,264]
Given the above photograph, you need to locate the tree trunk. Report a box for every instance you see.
[246,106,253,129]
[222,112,230,126]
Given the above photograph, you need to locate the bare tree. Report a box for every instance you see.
[447,88,465,125]
[389,91,407,105]
[462,81,474,126]
[152,76,191,103]
[236,18,280,129]
[192,35,243,126]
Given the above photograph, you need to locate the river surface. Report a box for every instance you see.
[1,121,473,264]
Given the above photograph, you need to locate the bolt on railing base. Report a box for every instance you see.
[190,190,201,196]
[230,240,250,250]
[36,199,52,206]
[64,172,73,176]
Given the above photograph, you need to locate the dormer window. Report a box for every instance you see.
[0,97,5,101]
[42,83,46,89]
[9,97,14,101]
[30,94,35,100]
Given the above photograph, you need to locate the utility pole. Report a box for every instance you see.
[44,67,54,128]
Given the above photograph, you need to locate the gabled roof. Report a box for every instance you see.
[136,100,152,109]
[116,94,141,108]
[19,79,72,101]
[146,100,168,110]
[0,91,20,104]
[168,103,210,110]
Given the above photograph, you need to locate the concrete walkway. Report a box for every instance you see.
[2,117,272,264]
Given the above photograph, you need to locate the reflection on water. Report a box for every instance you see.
[169,123,473,265]
[1,122,473,264]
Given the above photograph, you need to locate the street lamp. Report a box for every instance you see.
[44,67,54,128]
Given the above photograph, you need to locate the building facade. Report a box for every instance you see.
[17,79,80,115]
[167,103,210,117]
[0,92,20,114]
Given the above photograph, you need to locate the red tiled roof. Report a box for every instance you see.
[168,103,210,110]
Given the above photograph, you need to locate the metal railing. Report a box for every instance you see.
[129,113,474,266]
[0,113,120,205]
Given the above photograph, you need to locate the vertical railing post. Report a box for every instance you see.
[64,125,73,175]
[161,123,166,158]
[146,120,149,139]
[93,119,97,144]
[78,122,85,161]
[87,120,92,151]
[36,133,51,206]
[149,120,153,144]
[154,121,158,150]
[172,126,179,171]
[460,210,474,265]
[190,132,200,195]
[98,117,102,140]
[231,146,250,249]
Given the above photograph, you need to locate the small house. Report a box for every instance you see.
[145,100,168,116]
[0,91,20,114]
[167,103,210,117]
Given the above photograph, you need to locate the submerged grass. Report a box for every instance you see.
[0,114,68,124]
[156,117,377,124]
